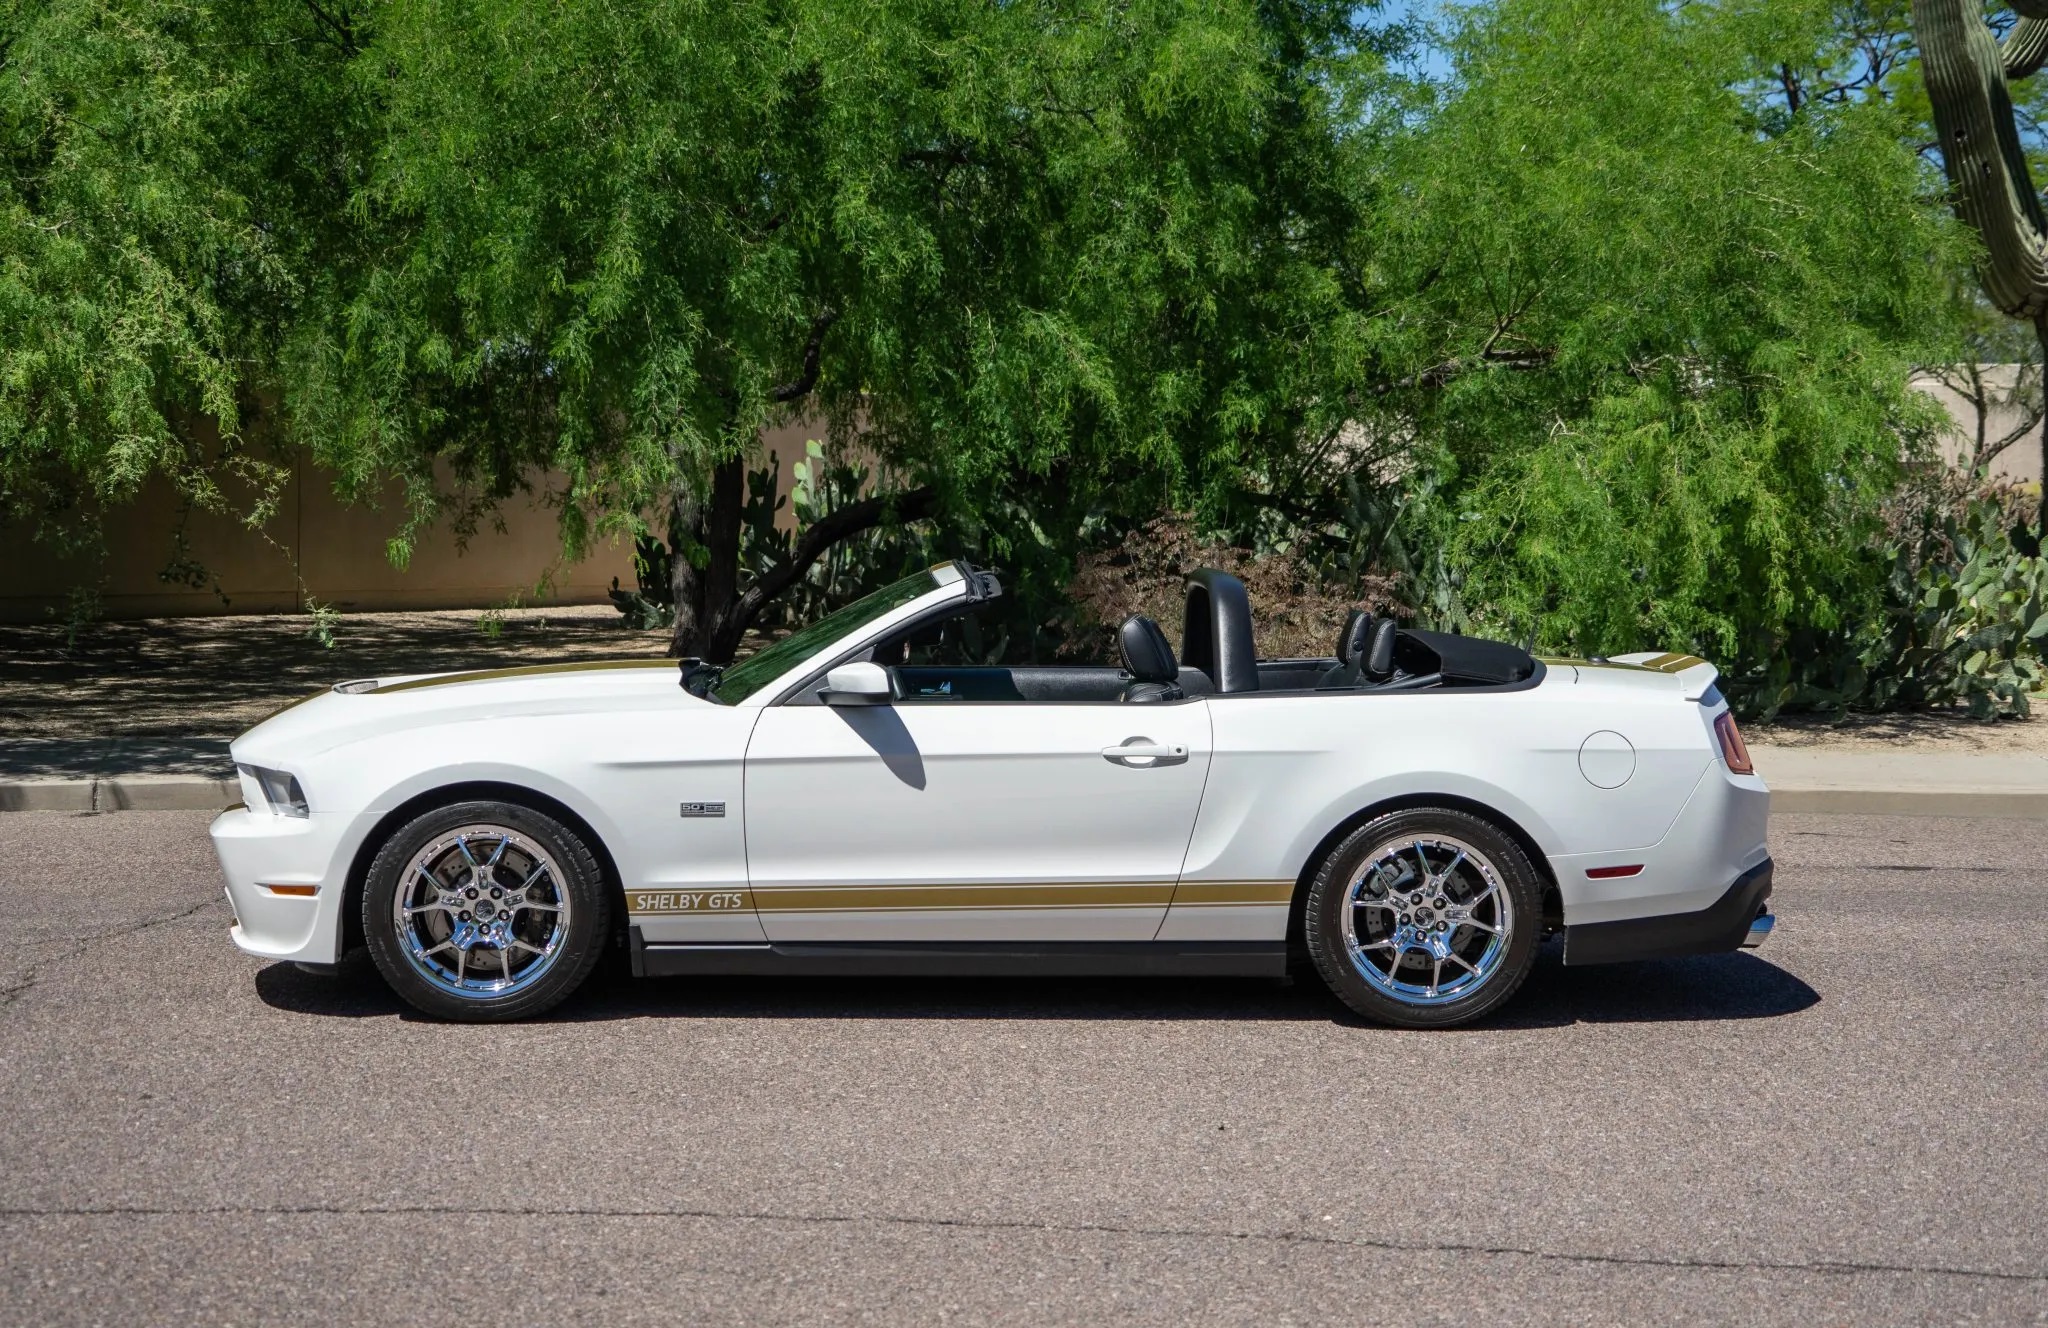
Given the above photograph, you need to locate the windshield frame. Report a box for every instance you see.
[713,564,967,706]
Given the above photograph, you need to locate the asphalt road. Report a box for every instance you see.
[1,811,2042,1325]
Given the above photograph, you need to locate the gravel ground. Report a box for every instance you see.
[0,605,671,741]
[1746,710,2048,755]
[0,811,2042,1324]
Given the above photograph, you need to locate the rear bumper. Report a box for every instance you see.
[1563,858,1774,966]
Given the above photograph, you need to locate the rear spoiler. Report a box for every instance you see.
[1608,652,1720,701]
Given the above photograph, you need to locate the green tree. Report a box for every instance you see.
[1348,0,1966,689]
[279,0,1392,660]
[1,0,279,541]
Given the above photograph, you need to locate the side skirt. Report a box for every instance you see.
[629,931,1288,979]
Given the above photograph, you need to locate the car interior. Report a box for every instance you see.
[801,567,1539,705]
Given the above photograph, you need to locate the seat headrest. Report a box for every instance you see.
[1336,609,1373,665]
[1118,614,1178,684]
[1365,618,1398,680]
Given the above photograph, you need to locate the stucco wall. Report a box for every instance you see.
[0,422,821,623]
[1912,366,2045,484]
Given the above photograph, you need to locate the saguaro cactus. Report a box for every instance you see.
[1916,1,2048,524]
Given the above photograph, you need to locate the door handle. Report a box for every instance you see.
[1102,741,1189,766]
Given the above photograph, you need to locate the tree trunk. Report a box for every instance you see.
[666,455,747,661]
[666,459,936,664]
[665,485,705,657]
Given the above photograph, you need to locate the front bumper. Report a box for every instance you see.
[211,806,354,965]
[1563,858,1774,966]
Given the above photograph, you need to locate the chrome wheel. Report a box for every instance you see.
[1341,834,1514,1006]
[392,824,570,999]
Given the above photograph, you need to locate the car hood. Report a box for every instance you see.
[230,658,700,767]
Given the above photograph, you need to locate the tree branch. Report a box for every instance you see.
[1369,346,1557,397]
[768,310,839,404]
[300,0,360,52]
[717,487,936,652]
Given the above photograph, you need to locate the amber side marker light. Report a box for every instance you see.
[261,884,318,897]
[1714,711,1754,775]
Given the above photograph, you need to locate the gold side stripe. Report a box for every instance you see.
[627,881,1294,915]
[627,888,754,915]
[378,658,674,694]
[1171,880,1296,906]
[753,883,1177,912]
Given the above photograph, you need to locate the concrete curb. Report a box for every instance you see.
[1769,788,2048,818]
[0,776,239,813]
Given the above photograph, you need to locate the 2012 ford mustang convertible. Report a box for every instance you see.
[211,561,1773,1027]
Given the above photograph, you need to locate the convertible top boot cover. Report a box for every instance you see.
[1404,629,1536,685]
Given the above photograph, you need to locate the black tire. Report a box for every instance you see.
[362,799,611,1022]
[1303,806,1543,1029]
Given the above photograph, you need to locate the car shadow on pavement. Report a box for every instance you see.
[1487,945,1820,1029]
[251,942,1818,1028]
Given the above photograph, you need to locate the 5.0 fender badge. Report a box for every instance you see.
[679,801,726,818]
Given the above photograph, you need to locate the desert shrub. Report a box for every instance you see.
[1724,481,2048,720]
[1067,513,1404,660]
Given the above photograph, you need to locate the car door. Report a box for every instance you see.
[743,696,1214,942]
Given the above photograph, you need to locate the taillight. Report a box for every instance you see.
[1714,711,1753,775]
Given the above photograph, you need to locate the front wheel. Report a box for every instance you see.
[1303,807,1542,1029]
[363,800,611,1022]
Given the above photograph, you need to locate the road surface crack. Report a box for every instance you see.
[0,1201,2038,1286]
[0,896,220,1014]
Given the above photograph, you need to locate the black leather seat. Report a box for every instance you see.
[1319,613,1397,689]
[1361,618,1397,684]
[1118,615,1185,703]
[1318,610,1374,688]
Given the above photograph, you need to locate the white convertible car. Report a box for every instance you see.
[211,561,1773,1027]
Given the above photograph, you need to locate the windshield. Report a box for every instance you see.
[711,570,947,705]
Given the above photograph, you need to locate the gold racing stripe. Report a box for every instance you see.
[626,881,1295,915]
[1538,654,1705,674]
[377,658,674,694]
[1640,653,1706,673]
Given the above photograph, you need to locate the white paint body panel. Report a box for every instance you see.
[744,702,1212,940]
[210,570,1768,971]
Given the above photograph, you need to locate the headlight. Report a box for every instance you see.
[239,764,309,817]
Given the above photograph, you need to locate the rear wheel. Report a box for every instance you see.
[1303,807,1542,1029]
[363,800,610,1022]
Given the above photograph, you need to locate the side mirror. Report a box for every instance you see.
[820,662,894,707]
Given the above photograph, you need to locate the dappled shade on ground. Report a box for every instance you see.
[0,607,669,741]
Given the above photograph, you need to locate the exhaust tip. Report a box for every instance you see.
[1742,908,1774,949]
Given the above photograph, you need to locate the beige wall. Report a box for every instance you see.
[1913,366,2045,485]
[13,377,2031,625]
[0,422,823,623]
